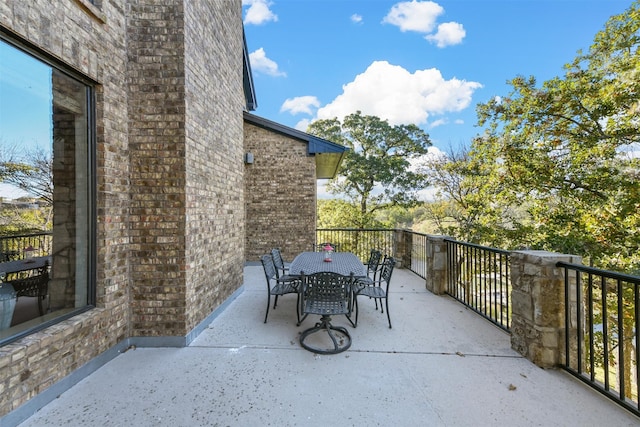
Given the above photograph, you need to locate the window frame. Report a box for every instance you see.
[0,29,97,346]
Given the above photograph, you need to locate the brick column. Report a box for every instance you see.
[510,250,582,368]
[425,235,448,295]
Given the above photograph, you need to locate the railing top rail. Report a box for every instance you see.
[444,238,510,255]
[0,232,52,238]
[556,261,640,283]
[316,228,398,232]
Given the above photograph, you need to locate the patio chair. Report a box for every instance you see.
[270,248,291,278]
[298,271,355,354]
[365,249,382,279]
[363,249,383,309]
[353,256,395,329]
[9,261,50,316]
[260,255,301,324]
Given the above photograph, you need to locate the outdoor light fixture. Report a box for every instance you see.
[244,152,254,164]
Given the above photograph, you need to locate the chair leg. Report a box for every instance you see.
[273,295,279,309]
[353,297,359,327]
[264,294,271,323]
[385,297,391,329]
[297,312,309,327]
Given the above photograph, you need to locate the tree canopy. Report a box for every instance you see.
[428,2,640,272]
[308,111,432,228]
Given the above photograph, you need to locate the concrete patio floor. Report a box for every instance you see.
[17,264,640,426]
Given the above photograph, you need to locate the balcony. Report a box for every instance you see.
[17,263,639,426]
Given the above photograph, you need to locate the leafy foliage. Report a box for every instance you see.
[308,111,431,228]
[426,2,640,273]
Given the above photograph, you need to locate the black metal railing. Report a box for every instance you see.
[316,228,396,263]
[445,239,511,331]
[406,231,427,279]
[557,262,640,417]
[0,232,52,261]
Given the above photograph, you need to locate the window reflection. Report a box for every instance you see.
[0,39,93,342]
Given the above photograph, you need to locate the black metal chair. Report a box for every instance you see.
[260,255,301,324]
[270,248,291,278]
[314,242,340,252]
[9,261,50,316]
[298,271,355,354]
[365,249,382,279]
[364,249,383,309]
[353,257,395,328]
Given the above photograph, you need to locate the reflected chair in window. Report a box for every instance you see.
[260,255,300,324]
[270,248,291,278]
[298,271,355,354]
[9,261,50,316]
[353,257,395,329]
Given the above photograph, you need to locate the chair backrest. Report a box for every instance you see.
[10,263,49,298]
[260,254,277,284]
[270,248,286,277]
[300,271,353,315]
[366,249,382,275]
[379,257,395,287]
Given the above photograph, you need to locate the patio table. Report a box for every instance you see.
[0,256,51,276]
[288,251,366,277]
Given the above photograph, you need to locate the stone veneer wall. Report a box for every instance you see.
[244,122,317,262]
[0,0,245,419]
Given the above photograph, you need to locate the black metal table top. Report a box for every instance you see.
[0,256,50,275]
[289,252,366,277]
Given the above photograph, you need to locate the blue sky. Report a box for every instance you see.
[243,0,633,153]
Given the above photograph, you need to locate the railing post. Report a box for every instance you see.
[425,235,448,295]
[393,229,406,268]
[510,250,582,368]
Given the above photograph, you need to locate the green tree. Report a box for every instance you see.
[317,199,361,229]
[466,3,640,400]
[308,111,432,228]
[472,1,640,272]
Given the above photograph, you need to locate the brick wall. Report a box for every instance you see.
[183,1,245,330]
[0,0,245,418]
[0,0,130,417]
[244,122,317,262]
[126,0,188,337]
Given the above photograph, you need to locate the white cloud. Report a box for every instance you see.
[382,1,443,33]
[425,22,466,47]
[351,14,363,24]
[383,1,465,46]
[280,96,321,115]
[315,60,482,126]
[243,0,278,25]
[429,118,447,128]
[248,48,286,77]
[295,118,311,132]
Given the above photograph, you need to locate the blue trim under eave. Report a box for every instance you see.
[243,29,257,111]
[307,136,346,155]
[243,112,347,156]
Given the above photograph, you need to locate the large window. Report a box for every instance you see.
[0,36,95,345]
